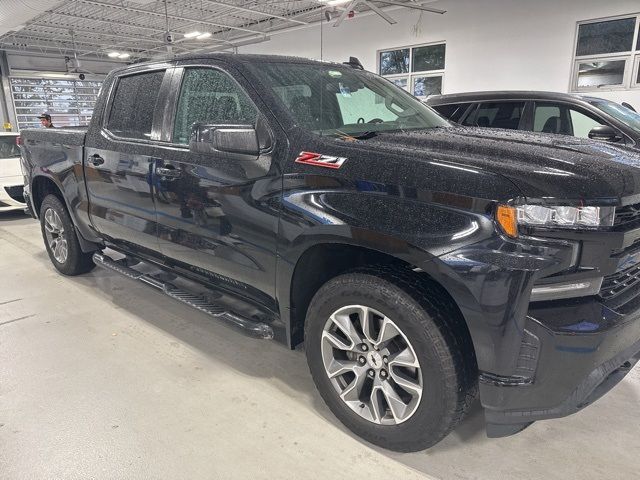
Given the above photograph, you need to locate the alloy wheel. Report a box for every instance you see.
[321,305,423,425]
[44,208,68,264]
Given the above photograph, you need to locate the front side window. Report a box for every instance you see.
[462,102,525,130]
[572,15,640,92]
[533,102,605,137]
[256,63,449,138]
[592,99,640,135]
[106,70,165,140]
[173,68,258,145]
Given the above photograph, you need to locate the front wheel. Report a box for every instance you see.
[304,269,476,452]
[40,194,95,275]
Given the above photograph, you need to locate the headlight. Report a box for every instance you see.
[496,204,615,237]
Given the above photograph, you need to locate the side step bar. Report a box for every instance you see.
[93,253,274,339]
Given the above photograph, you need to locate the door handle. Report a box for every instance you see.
[89,154,105,166]
[156,166,182,178]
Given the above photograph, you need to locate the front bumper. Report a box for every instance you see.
[481,296,640,437]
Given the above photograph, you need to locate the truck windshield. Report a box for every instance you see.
[592,100,640,135]
[0,136,20,158]
[255,62,450,137]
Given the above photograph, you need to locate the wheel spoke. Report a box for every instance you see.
[369,386,385,423]
[389,346,420,368]
[327,312,364,350]
[374,316,401,346]
[326,358,357,379]
[389,368,422,395]
[357,305,377,344]
[339,367,367,402]
[381,381,410,422]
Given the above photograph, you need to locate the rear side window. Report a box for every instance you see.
[173,68,258,145]
[106,70,165,140]
[463,102,525,129]
[432,103,471,122]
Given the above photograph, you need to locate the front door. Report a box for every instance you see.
[84,68,169,254]
[153,65,280,308]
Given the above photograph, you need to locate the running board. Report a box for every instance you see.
[92,253,274,339]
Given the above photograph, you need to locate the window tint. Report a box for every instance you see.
[380,49,409,75]
[412,44,445,72]
[569,109,605,138]
[577,60,626,88]
[534,103,605,137]
[0,136,20,158]
[432,103,471,122]
[464,102,524,129]
[106,71,165,140]
[576,18,636,56]
[173,68,258,145]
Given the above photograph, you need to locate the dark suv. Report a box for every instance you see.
[426,91,640,149]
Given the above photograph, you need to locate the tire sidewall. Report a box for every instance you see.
[305,273,457,451]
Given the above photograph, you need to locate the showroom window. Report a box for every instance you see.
[106,70,165,140]
[378,42,445,98]
[572,14,640,91]
[10,77,102,131]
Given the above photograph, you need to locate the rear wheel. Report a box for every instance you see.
[40,194,95,275]
[304,269,476,452]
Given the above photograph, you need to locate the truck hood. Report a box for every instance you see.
[365,127,640,203]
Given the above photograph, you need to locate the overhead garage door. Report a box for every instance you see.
[9,77,102,131]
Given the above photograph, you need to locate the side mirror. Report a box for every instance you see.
[189,124,259,157]
[588,125,623,143]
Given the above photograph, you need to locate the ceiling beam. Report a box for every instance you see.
[374,1,446,14]
[46,11,169,34]
[26,24,162,44]
[198,0,308,25]
[73,0,267,35]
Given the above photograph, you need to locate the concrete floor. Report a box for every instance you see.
[1,212,639,480]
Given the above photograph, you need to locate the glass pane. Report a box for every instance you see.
[576,18,636,56]
[569,109,605,138]
[534,104,573,135]
[106,70,165,139]
[391,77,409,92]
[470,102,525,129]
[173,68,258,145]
[413,76,442,97]
[412,44,445,72]
[0,136,20,158]
[577,60,625,87]
[379,49,409,75]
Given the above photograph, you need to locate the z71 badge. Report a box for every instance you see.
[295,152,347,169]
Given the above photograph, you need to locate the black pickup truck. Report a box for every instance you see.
[19,53,640,452]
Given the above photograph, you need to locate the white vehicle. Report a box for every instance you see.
[0,132,26,212]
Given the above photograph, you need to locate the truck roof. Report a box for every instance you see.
[426,90,607,105]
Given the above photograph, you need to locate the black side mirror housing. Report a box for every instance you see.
[588,125,623,143]
[189,124,259,158]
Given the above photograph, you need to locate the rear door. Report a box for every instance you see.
[84,67,170,254]
[152,63,281,309]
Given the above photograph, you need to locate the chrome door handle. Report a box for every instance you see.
[156,166,182,178]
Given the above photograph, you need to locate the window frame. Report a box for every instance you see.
[570,13,640,92]
[633,53,640,87]
[102,65,169,144]
[377,41,446,99]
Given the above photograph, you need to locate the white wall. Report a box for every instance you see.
[239,0,640,107]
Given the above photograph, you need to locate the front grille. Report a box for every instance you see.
[4,185,24,203]
[614,203,640,230]
[600,263,640,307]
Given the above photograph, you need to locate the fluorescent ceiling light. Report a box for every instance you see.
[196,32,212,40]
[184,31,201,38]
[322,0,352,5]
[118,53,130,59]
[107,51,120,58]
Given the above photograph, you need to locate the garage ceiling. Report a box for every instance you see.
[0,0,429,62]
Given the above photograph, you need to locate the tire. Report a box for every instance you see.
[40,194,95,276]
[304,267,477,452]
